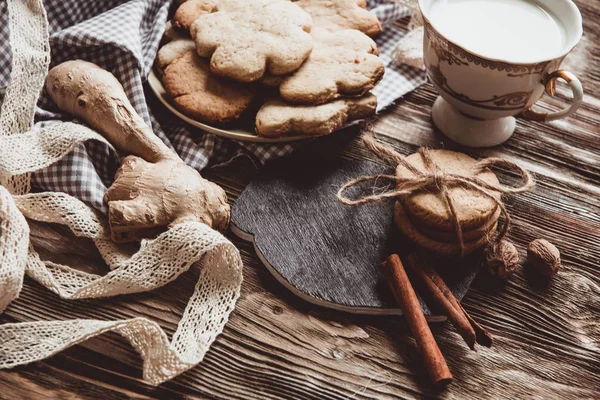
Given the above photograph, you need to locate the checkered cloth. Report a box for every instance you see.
[0,0,425,213]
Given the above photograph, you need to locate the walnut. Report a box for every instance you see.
[485,240,519,279]
[527,239,560,277]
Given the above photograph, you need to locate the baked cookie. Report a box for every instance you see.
[190,0,313,82]
[278,29,384,105]
[394,201,493,256]
[412,207,500,243]
[172,0,218,32]
[255,92,377,137]
[163,51,257,124]
[155,39,195,76]
[163,21,187,43]
[260,74,288,88]
[396,149,501,232]
[294,0,382,37]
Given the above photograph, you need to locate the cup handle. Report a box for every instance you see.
[521,70,583,122]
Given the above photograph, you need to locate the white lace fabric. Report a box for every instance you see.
[0,0,243,386]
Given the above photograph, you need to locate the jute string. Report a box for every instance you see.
[338,131,534,255]
[0,0,242,385]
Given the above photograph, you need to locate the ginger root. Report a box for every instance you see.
[105,156,229,242]
[46,60,230,242]
[46,61,172,163]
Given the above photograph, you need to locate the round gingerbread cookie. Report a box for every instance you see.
[163,51,257,124]
[394,201,492,256]
[155,39,195,76]
[410,207,500,243]
[396,149,501,232]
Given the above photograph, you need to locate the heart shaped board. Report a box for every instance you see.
[231,132,479,320]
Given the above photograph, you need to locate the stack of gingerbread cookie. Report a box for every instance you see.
[155,0,385,137]
[393,150,502,256]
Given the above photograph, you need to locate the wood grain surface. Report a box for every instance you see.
[1,0,599,398]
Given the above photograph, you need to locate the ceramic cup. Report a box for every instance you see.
[419,0,584,147]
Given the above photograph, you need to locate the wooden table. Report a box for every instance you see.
[1,1,599,398]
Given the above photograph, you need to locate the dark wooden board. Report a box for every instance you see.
[231,131,479,317]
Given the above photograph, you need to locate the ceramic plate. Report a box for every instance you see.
[147,69,310,143]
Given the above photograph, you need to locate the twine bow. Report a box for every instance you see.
[337,133,534,256]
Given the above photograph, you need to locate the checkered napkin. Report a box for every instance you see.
[0,0,425,213]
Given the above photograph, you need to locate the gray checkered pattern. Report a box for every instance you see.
[370,1,426,108]
[0,0,425,214]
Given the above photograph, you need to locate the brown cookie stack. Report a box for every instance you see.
[155,0,384,137]
[393,150,502,256]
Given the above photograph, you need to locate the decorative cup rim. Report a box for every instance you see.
[418,0,583,67]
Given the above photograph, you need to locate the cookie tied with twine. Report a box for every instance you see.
[337,133,534,256]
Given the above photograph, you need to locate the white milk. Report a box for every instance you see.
[428,0,565,62]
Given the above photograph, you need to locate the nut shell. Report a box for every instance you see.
[527,239,560,277]
[485,240,519,279]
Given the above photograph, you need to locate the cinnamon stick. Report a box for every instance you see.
[407,261,477,350]
[407,255,493,348]
[429,270,493,347]
[381,254,452,386]
[459,303,493,348]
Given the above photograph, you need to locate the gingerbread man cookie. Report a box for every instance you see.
[294,0,382,37]
[255,93,377,137]
[277,29,384,105]
[172,0,219,32]
[191,0,314,82]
